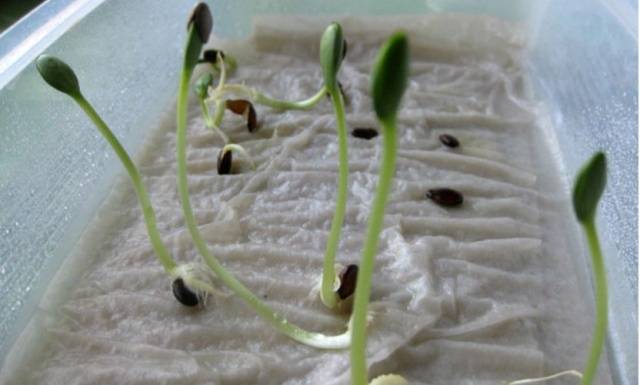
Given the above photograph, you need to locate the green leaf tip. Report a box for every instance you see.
[573,152,607,223]
[320,22,345,92]
[194,72,213,99]
[187,2,213,44]
[35,54,81,97]
[371,32,409,124]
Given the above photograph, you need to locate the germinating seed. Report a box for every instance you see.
[438,134,459,148]
[172,278,200,307]
[426,188,464,207]
[336,264,358,300]
[351,128,378,140]
[225,99,258,132]
[217,148,233,175]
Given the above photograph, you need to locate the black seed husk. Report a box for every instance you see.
[246,104,258,133]
[172,278,200,307]
[426,188,464,207]
[336,264,358,300]
[187,3,212,44]
[438,134,460,148]
[217,148,232,175]
[342,40,348,60]
[201,49,224,64]
[351,128,378,140]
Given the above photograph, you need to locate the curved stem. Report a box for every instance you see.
[320,88,349,309]
[351,119,397,385]
[73,95,176,273]
[210,84,326,111]
[177,65,351,350]
[223,144,256,169]
[581,220,608,385]
[198,97,229,144]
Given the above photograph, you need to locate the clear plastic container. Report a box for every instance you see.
[0,0,636,383]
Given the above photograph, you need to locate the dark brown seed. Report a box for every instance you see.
[225,99,249,114]
[438,134,460,148]
[351,128,378,140]
[336,264,358,300]
[225,99,258,133]
[172,278,200,307]
[187,3,213,44]
[217,148,232,175]
[342,40,348,60]
[426,188,464,207]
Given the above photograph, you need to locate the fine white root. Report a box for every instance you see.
[506,370,583,385]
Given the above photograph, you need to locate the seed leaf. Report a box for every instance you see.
[35,55,81,97]
[573,152,607,223]
[320,22,345,93]
[371,32,409,124]
[194,72,213,99]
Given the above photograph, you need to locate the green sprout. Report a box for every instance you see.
[318,22,351,310]
[35,54,221,307]
[350,32,409,385]
[194,72,229,143]
[573,152,608,385]
[507,152,608,385]
[175,3,352,349]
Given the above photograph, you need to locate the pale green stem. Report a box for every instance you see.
[212,99,225,128]
[210,83,327,111]
[351,119,397,385]
[73,94,176,273]
[198,97,228,144]
[581,220,608,385]
[320,87,349,309]
[177,65,351,350]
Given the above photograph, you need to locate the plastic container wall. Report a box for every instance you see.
[0,0,636,383]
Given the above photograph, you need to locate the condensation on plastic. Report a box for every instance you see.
[0,0,636,383]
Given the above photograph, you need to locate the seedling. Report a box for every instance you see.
[175,3,353,349]
[573,152,608,385]
[194,72,229,143]
[35,55,220,307]
[318,22,352,310]
[350,32,409,385]
[507,152,608,385]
